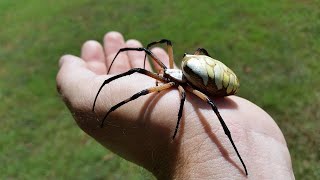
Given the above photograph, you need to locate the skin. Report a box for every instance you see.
[56,31,295,179]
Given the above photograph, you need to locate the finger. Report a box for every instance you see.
[57,55,98,106]
[81,40,107,74]
[151,47,178,72]
[126,39,152,71]
[104,31,130,74]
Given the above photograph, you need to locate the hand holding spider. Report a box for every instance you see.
[56,31,294,179]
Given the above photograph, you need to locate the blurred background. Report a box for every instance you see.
[1,0,319,179]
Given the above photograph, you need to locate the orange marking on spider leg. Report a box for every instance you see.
[148,82,175,93]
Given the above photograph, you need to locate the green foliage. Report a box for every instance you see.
[1,0,319,179]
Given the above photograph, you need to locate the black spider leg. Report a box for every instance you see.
[100,82,176,127]
[194,48,212,57]
[207,99,248,176]
[143,39,174,69]
[107,47,167,74]
[172,85,186,139]
[92,68,167,112]
[185,86,248,176]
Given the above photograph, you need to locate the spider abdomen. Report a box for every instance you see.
[181,55,239,97]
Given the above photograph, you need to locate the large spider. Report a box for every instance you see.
[92,39,248,175]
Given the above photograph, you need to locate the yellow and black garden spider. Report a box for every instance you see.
[92,39,248,175]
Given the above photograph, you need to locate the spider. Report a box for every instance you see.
[92,39,248,175]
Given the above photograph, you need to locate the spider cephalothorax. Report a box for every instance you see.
[92,39,247,175]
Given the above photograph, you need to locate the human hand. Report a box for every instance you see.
[56,31,295,179]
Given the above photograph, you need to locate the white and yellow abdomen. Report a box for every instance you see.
[181,55,239,97]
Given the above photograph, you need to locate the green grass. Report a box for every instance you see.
[1,0,319,179]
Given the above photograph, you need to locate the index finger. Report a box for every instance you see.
[57,55,99,106]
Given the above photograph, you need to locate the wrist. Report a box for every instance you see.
[148,100,250,179]
[151,127,239,179]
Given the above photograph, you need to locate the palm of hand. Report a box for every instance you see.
[56,32,294,179]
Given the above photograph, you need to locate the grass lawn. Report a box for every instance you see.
[1,0,319,179]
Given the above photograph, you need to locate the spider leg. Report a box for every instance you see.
[155,69,164,88]
[185,86,248,176]
[92,68,167,112]
[172,85,186,139]
[194,48,212,57]
[107,47,167,74]
[100,82,176,127]
[143,39,174,69]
